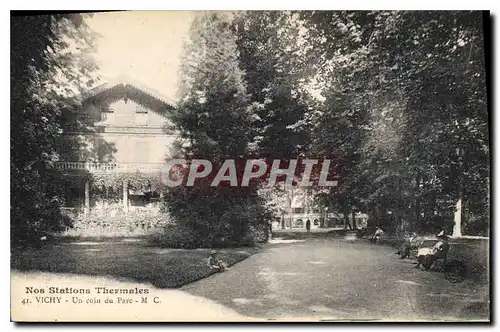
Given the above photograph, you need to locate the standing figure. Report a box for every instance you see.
[305,219,311,233]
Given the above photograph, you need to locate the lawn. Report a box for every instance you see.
[272,228,346,240]
[11,237,258,288]
[375,235,489,283]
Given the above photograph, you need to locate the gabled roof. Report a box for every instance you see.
[83,76,177,116]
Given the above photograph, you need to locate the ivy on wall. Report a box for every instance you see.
[90,172,166,192]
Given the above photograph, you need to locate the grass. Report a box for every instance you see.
[372,234,489,283]
[11,237,258,288]
[272,229,347,240]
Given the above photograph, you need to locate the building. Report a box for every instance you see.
[54,77,178,215]
[275,186,368,230]
[54,77,369,228]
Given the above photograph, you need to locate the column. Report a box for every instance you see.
[84,180,90,214]
[123,180,129,214]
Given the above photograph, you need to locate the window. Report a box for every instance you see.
[135,112,148,126]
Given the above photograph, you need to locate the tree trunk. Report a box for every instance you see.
[423,174,431,224]
[453,199,462,237]
[415,172,421,232]
[351,210,357,230]
[343,211,349,229]
[369,206,377,229]
[288,185,294,229]
[394,209,403,235]
[84,180,90,214]
[454,147,464,237]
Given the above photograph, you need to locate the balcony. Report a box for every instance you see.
[53,162,165,173]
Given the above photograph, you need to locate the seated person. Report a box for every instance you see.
[371,226,384,242]
[397,233,417,259]
[417,231,450,270]
[207,250,228,272]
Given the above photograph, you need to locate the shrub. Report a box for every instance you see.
[148,225,199,248]
[62,201,174,237]
[164,186,272,248]
[249,223,269,243]
[463,215,489,237]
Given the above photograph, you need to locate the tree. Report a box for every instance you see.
[299,11,489,235]
[166,10,489,240]
[11,13,98,244]
[234,11,313,160]
[298,11,378,229]
[165,12,270,246]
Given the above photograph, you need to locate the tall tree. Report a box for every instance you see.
[11,13,98,244]
[234,11,313,160]
[299,11,377,228]
[299,11,489,234]
[166,12,270,246]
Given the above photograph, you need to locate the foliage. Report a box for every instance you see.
[165,13,273,246]
[174,12,253,159]
[249,223,270,243]
[11,13,98,244]
[164,185,271,247]
[12,11,489,246]
[64,202,173,237]
[168,11,488,238]
[233,11,313,159]
[297,11,489,234]
[90,172,166,192]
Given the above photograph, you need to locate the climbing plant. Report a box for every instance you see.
[90,172,166,192]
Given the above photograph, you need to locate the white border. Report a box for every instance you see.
[1,0,498,10]
[2,2,498,331]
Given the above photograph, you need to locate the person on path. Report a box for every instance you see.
[306,219,311,233]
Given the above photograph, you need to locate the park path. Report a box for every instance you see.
[182,236,489,321]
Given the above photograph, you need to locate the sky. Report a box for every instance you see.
[84,11,325,102]
[86,11,196,100]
